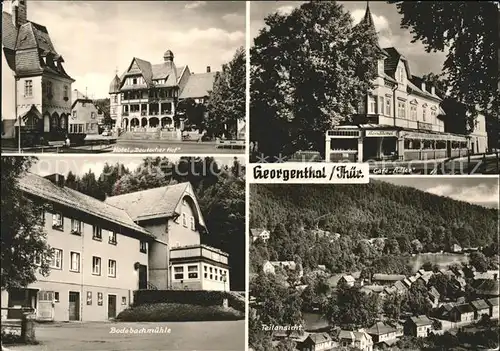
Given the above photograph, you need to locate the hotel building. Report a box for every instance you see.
[325,4,488,162]
[108,51,218,133]
[1,0,74,143]
[1,173,230,322]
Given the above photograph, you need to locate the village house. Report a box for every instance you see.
[270,261,303,278]
[470,299,491,320]
[339,275,356,287]
[449,243,462,253]
[325,3,488,162]
[297,333,335,351]
[427,286,440,308]
[262,261,275,275]
[437,303,455,320]
[70,89,103,135]
[486,297,499,318]
[366,322,401,348]
[371,274,406,286]
[449,304,475,323]
[338,330,373,351]
[404,316,432,338]
[2,0,74,143]
[250,228,270,243]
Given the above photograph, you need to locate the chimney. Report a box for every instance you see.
[12,0,28,28]
[206,66,211,73]
[431,86,436,95]
[421,82,426,92]
[45,173,65,187]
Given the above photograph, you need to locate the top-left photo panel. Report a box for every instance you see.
[1,0,246,154]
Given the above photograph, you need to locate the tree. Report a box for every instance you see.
[402,281,432,316]
[205,46,245,139]
[176,98,205,131]
[1,157,51,290]
[389,1,499,118]
[469,251,488,272]
[93,98,112,127]
[251,1,381,159]
[383,293,403,320]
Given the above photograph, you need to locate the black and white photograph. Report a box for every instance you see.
[249,1,499,174]
[0,156,245,350]
[1,0,246,154]
[249,178,499,351]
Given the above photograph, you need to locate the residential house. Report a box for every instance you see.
[2,0,74,142]
[437,303,455,320]
[105,182,230,291]
[270,261,303,278]
[339,275,356,287]
[317,265,327,271]
[417,272,433,286]
[262,261,275,275]
[70,89,102,135]
[372,274,406,286]
[486,297,499,318]
[250,228,270,243]
[470,299,491,320]
[404,316,432,338]
[450,243,462,253]
[394,280,408,295]
[338,330,373,351]
[449,304,475,323]
[298,333,335,351]
[428,286,440,308]
[366,322,399,347]
[1,173,152,321]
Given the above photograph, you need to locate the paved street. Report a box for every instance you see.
[4,320,244,351]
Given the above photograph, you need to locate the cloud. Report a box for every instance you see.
[222,13,245,27]
[276,5,295,15]
[351,8,390,32]
[184,1,206,10]
[425,184,499,208]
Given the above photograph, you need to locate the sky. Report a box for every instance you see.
[10,0,245,98]
[29,155,245,178]
[250,1,447,77]
[381,177,500,209]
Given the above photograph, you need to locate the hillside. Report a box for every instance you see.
[249,181,498,274]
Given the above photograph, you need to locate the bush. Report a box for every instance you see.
[116,303,244,322]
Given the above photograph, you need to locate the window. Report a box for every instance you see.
[34,254,41,266]
[132,78,137,85]
[190,217,195,231]
[368,96,376,114]
[86,291,92,305]
[174,266,184,280]
[93,226,102,240]
[398,67,405,83]
[410,105,417,120]
[92,256,101,275]
[188,265,198,279]
[50,249,63,269]
[140,241,147,253]
[25,80,33,97]
[71,219,82,235]
[108,231,117,245]
[54,292,59,302]
[70,252,80,272]
[46,81,53,96]
[397,101,406,118]
[182,213,187,227]
[122,297,127,305]
[52,212,63,230]
[130,104,140,112]
[113,95,118,103]
[108,259,116,277]
[97,292,103,306]
[378,96,384,115]
[91,112,96,119]
[64,85,68,99]
[422,107,427,121]
[385,97,391,116]
[72,111,77,119]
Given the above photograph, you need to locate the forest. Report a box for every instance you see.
[60,157,245,291]
[250,182,498,275]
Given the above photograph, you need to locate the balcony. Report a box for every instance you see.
[170,244,229,265]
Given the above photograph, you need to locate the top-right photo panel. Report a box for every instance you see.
[249,1,499,175]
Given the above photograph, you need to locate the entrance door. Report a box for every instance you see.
[68,292,80,321]
[108,295,117,319]
[138,264,147,290]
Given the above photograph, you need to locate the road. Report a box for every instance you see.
[4,320,245,351]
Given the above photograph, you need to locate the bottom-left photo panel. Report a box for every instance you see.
[0,155,246,351]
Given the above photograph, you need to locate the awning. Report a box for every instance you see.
[14,105,43,127]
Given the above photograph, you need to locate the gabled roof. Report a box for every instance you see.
[382,47,411,79]
[250,228,268,236]
[372,274,406,281]
[487,297,499,307]
[453,304,474,314]
[428,286,440,299]
[105,182,201,224]
[19,173,151,237]
[408,315,432,326]
[179,72,218,99]
[120,57,181,89]
[394,280,408,292]
[339,330,371,342]
[470,299,490,310]
[306,333,331,344]
[341,275,356,283]
[367,321,397,336]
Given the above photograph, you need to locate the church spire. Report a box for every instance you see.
[362,0,375,30]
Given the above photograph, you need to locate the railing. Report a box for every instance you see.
[147,282,158,290]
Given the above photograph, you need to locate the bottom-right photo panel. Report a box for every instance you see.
[248,177,499,351]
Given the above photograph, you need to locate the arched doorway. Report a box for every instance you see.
[43,113,50,132]
[161,117,172,128]
[130,118,139,130]
[141,117,148,127]
[59,113,68,131]
[149,117,159,128]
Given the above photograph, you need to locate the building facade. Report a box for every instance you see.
[70,90,103,135]
[108,51,218,133]
[1,173,152,322]
[104,182,230,291]
[1,0,74,143]
[325,4,488,162]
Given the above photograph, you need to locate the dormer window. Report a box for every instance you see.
[398,67,405,84]
[63,86,69,101]
[132,78,137,85]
